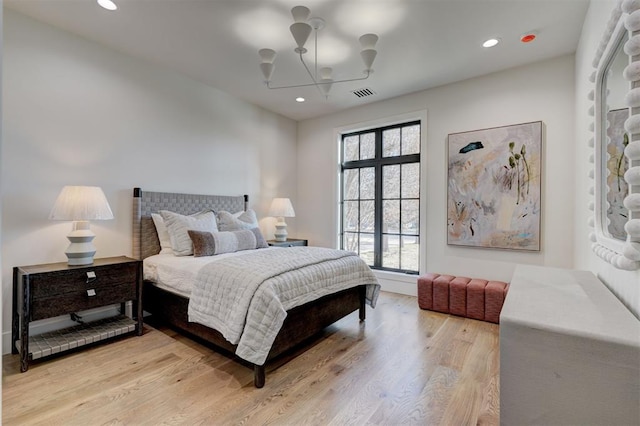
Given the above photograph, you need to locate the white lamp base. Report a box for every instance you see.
[65,221,96,265]
[274,217,288,242]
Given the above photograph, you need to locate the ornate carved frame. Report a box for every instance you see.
[589,0,640,270]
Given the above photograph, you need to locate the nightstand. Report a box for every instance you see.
[267,238,308,247]
[12,256,142,372]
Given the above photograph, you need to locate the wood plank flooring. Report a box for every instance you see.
[2,292,500,425]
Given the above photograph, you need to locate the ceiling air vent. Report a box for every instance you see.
[351,87,376,98]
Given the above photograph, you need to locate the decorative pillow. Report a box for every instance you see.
[188,228,268,257]
[160,210,218,256]
[217,209,259,231]
[151,213,174,255]
[251,227,269,249]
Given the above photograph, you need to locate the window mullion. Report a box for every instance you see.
[374,128,383,268]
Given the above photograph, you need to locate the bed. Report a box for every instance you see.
[132,188,380,387]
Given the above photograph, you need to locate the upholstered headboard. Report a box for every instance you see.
[132,187,248,260]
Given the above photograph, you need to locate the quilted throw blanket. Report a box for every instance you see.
[187,247,380,365]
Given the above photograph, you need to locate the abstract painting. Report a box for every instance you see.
[606,108,629,240]
[447,121,542,250]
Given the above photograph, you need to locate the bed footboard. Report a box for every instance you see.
[143,282,366,388]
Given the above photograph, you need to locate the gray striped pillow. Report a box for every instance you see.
[188,228,267,257]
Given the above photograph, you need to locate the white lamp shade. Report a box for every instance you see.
[359,33,379,50]
[259,48,276,64]
[319,67,333,95]
[360,49,377,70]
[260,62,275,81]
[49,186,114,221]
[269,198,295,217]
[291,5,310,23]
[290,22,312,49]
[320,78,333,95]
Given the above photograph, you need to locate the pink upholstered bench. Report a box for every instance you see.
[417,273,509,323]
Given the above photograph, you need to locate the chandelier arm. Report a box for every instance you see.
[314,28,318,81]
[265,70,371,90]
[299,52,325,96]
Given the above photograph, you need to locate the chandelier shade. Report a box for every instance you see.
[258,5,379,98]
[290,22,312,51]
[360,49,377,72]
[291,5,310,22]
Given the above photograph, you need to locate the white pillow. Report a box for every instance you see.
[160,210,218,256]
[151,213,174,255]
[217,209,259,231]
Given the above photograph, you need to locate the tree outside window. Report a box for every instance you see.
[341,122,420,273]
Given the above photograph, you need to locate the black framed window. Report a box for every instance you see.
[341,121,420,273]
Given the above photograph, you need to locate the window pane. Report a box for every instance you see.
[382,234,400,269]
[344,201,359,232]
[340,121,420,273]
[343,169,359,200]
[361,132,375,160]
[401,163,420,198]
[382,128,400,157]
[383,165,400,199]
[344,136,359,161]
[360,200,375,232]
[359,233,375,266]
[360,167,375,199]
[401,199,419,234]
[383,200,400,233]
[344,232,358,253]
[400,235,419,272]
[402,125,420,155]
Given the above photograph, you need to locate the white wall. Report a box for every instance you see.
[575,0,640,318]
[298,55,576,293]
[1,10,298,352]
[0,0,4,381]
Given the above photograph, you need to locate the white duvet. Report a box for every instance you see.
[143,249,274,297]
[146,247,380,366]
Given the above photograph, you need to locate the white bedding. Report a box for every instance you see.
[143,248,281,297]
[144,247,380,366]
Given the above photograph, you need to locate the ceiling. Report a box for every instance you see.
[5,0,590,121]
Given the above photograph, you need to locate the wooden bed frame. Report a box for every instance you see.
[132,188,366,388]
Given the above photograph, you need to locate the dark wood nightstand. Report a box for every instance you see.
[12,256,142,372]
[267,238,308,247]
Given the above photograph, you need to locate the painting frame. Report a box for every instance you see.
[447,121,542,251]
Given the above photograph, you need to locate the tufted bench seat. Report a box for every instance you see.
[417,273,509,323]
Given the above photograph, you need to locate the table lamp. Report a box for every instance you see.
[268,198,295,242]
[49,186,114,265]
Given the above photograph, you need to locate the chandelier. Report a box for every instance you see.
[258,5,379,97]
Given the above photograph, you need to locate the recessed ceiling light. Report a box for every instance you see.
[97,0,117,11]
[295,97,305,103]
[482,38,500,48]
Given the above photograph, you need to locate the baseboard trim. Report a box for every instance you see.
[374,270,418,296]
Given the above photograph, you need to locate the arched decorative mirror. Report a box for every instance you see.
[589,0,640,270]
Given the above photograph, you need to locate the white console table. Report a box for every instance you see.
[500,265,640,425]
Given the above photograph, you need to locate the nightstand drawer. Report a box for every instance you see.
[31,281,137,320]
[30,263,137,300]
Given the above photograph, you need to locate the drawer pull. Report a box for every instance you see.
[86,271,96,284]
[87,289,96,297]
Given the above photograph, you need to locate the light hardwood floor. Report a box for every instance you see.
[2,292,500,425]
